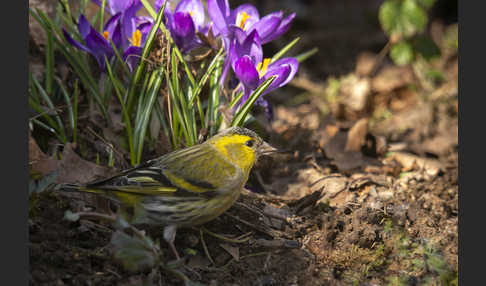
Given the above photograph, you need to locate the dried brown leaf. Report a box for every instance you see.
[345,118,369,152]
[219,243,239,261]
[56,143,117,184]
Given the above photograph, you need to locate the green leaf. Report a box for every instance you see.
[401,0,427,36]
[231,76,276,127]
[105,58,135,165]
[379,0,428,38]
[390,41,414,66]
[126,0,166,115]
[417,0,436,9]
[379,0,401,37]
[413,35,441,60]
[111,230,158,272]
[134,69,164,164]
[271,37,300,63]
[295,47,319,63]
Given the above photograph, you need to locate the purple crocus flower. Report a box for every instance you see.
[208,0,295,46]
[63,14,121,71]
[163,0,207,52]
[218,28,262,88]
[92,0,144,51]
[122,18,153,72]
[233,55,299,118]
[208,0,295,86]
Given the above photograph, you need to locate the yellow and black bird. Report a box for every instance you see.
[61,127,276,258]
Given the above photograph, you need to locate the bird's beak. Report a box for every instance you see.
[259,141,278,156]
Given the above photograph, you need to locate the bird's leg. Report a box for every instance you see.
[163,225,181,260]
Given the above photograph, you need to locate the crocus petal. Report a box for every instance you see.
[173,12,195,38]
[262,64,291,94]
[240,29,262,64]
[103,13,121,35]
[103,13,122,46]
[110,21,122,48]
[207,0,230,36]
[262,57,299,92]
[63,29,91,53]
[120,3,140,47]
[108,0,140,15]
[175,0,205,30]
[230,4,259,31]
[229,29,262,68]
[154,0,166,12]
[234,56,260,90]
[137,21,153,45]
[264,12,296,44]
[85,29,114,69]
[256,97,274,120]
[78,15,91,38]
[248,12,282,44]
[123,46,142,72]
[219,54,232,86]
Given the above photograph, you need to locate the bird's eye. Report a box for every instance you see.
[245,140,254,147]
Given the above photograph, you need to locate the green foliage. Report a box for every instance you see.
[413,35,441,60]
[379,0,427,39]
[29,172,58,195]
[111,230,160,273]
[378,0,440,66]
[390,41,414,66]
[231,76,277,127]
[417,0,437,9]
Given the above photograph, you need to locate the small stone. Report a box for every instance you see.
[378,190,394,201]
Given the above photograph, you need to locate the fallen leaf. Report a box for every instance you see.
[339,75,371,112]
[187,254,212,269]
[355,51,378,76]
[334,151,364,173]
[313,176,348,200]
[371,66,414,93]
[29,134,59,177]
[345,118,369,152]
[219,243,239,261]
[56,143,117,184]
[390,151,444,177]
[323,130,347,159]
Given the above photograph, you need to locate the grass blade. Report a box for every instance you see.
[55,77,75,135]
[73,80,79,144]
[126,0,167,114]
[134,68,164,164]
[206,56,223,136]
[105,58,136,165]
[31,77,67,142]
[231,76,276,127]
[45,27,54,95]
[295,47,319,63]
[271,37,300,63]
[189,47,225,106]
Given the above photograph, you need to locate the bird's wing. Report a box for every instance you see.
[85,143,239,200]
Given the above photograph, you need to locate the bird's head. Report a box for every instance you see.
[208,127,277,172]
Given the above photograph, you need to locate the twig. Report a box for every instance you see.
[224,213,284,239]
[86,126,125,164]
[200,228,215,265]
[369,40,392,77]
[202,226,252,243]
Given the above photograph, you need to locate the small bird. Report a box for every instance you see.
[61,127,276,259]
